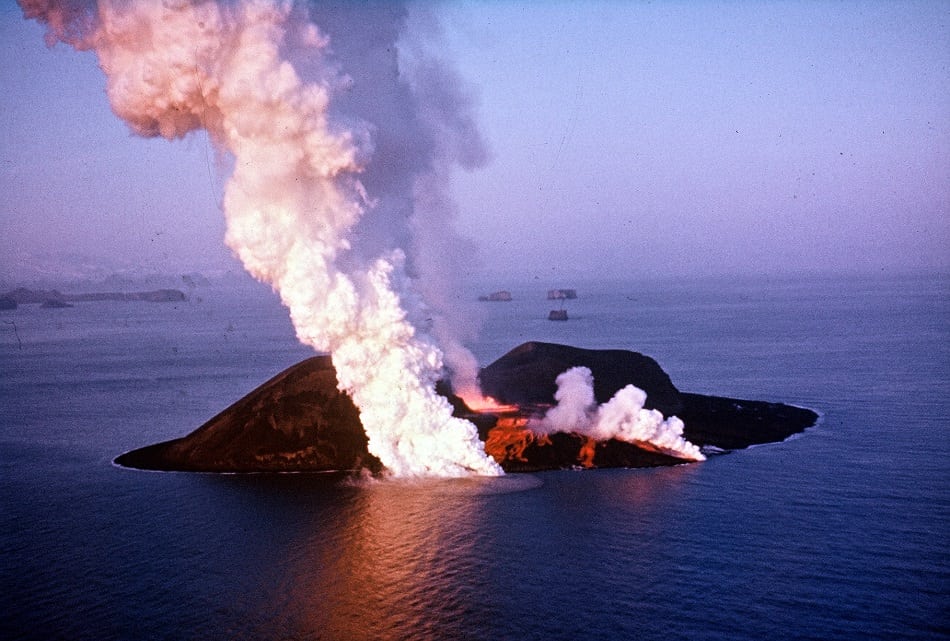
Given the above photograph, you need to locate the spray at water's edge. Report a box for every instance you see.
[21,0,502,477]
[533,366,706,461]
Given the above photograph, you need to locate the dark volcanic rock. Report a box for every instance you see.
[116,356,381,473]
[116,342,819,474]
[479,341,683,416]
[677,392,817,450]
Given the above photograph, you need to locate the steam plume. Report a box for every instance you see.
[22,0,502,477]
[535,367,706,461]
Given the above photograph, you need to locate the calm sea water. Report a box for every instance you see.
[1,273,947,640]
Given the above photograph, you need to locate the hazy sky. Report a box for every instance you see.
[1,1,948,283]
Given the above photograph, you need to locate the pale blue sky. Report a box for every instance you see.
[1,1,948,284]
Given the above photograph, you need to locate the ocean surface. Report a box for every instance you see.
[1,272,947,640]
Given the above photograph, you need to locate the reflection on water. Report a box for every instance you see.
[223,475,540,641]
[209,469,697,641]
[311,479,492,640]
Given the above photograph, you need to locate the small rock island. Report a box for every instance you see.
[2,287,186,305]
[115,342,819,474]
[478,290,513,302]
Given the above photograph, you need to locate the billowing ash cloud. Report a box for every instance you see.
[21,0,502,477]
[535,367,706,461]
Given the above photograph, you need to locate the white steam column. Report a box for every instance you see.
[21,0,502,477]
[536,367,706,461]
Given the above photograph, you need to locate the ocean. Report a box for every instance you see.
[1,272,947,640]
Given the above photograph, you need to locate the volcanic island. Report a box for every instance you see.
[115,342,819,474]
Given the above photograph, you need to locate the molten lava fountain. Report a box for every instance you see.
[21,0,502,477]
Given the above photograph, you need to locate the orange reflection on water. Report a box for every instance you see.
[264,477,506,641]
[225,463,694,640]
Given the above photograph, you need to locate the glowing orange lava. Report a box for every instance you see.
[577,436,598,468]
[455,388,519,414]
[484,416,551,463]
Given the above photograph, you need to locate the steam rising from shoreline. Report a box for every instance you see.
[21,0,501,477]
[535,367,706,461]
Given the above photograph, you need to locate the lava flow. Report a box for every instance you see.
[483,415,552,465]
[454,387,520,414]
[448,389,544,465]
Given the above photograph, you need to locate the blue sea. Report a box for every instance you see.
[1,272,947,640]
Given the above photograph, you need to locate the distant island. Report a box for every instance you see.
[40,299,72,309]
[478,290,513,302]
[2,287,186,305]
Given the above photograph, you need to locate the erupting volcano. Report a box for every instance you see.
[115,342,819,474]
[23,2,817,477]
[21,0,507,477]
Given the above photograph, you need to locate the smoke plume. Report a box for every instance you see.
[534,367,706,461]
[21,0,502,476]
